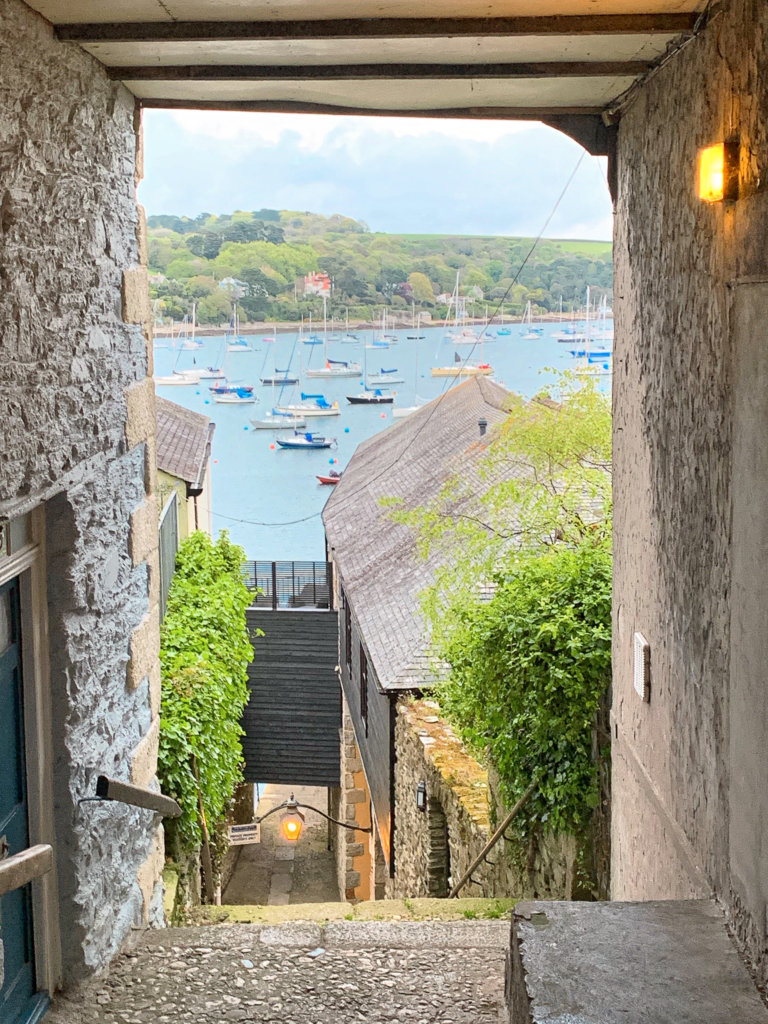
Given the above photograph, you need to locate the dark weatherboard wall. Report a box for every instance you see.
[340,592,396,869]
[242,610,340,786]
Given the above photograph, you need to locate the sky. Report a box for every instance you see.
[139,110,613,240]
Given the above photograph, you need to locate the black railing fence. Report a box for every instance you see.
[242,560,333,610]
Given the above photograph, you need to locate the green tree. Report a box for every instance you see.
[388,375,612,835]
[408,271,435,304]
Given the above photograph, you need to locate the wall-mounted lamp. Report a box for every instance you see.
[416,781,427,812]
[697,137,739,203]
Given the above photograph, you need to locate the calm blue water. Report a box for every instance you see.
[154,323,612,560]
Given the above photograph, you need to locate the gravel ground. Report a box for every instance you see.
[46,921,508,1024]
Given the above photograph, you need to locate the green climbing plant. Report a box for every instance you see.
[158,531,254,856]
[436,537,612,833]
[389,373,613,834]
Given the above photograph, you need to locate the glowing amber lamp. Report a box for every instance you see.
[698,143,725,202]
[280,805,305,842]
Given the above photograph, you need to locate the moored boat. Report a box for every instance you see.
[276,430,336,450]
[367,367,404,385]
[275,392,341,417]
[251,409,307,430]
[305,358,362,379]
[346,389,393,405]
[317,470,342,484]
[213,387,258,404]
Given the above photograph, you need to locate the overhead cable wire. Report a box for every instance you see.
[212,149,588,530]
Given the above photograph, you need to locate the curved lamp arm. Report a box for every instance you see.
[256,794,372,833]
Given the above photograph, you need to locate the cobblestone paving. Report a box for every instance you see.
[47,921,508,1024]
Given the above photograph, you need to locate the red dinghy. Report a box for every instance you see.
[317,470,342,485]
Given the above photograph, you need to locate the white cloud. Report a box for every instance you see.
[164,109,531,151]
[139,110,613,240]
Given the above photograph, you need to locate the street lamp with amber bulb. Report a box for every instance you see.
[279,796,306,843]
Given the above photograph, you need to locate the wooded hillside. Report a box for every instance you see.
[147,209,613,325]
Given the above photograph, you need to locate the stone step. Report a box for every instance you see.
[140,916,510,950]
[510,899,768,1024]
[194,895,514,927]
[47,916,511,1023]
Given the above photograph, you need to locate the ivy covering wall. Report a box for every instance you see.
[158,532,254,863]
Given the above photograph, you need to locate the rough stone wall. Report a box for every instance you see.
[334,695,375,901]
[0,0,161,983]
[613,0,768,984]
[389,700,581,900]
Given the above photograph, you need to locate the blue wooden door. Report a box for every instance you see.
[0,578,45,1023]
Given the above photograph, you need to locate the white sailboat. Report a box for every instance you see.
[520,301,544,340]
[179,302,203,350]
[305,296,361,378]
[226,304,252,353]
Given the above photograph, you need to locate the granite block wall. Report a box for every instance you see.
[0,0,161,983]
[613,0,768,985]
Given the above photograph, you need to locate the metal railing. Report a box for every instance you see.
[242,560,333,610]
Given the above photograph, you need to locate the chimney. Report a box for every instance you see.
[478,417,488,437]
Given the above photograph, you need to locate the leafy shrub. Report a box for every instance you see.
[436,536,612,833]
[158,532,254,855]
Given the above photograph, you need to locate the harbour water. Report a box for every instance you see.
[154,322,612,560]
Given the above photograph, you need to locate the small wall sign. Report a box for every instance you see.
[228,823,261,846]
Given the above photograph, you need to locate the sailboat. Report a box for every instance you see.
[304,297,361,378]
[260,332,300,386]
[226,305,252,353]
[431,353,493,378]
[341,308,358,343]
[348,335,395,402]
[275,429,337,450]
[303,311,323,345]
[431,321,494,376]
[155,316,203,385]
[178,302,203,350]
[520,301,544,340]
[574,286,612,378]
[444,272,481,344]
[407,306,425,340]
[275,392,340,417]
[393,337,429,418]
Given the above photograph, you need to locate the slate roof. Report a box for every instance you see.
[156,396,215,490]
[323,376,513,692]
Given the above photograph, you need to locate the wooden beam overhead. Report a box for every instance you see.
[58,14,698,45]
[113,60,651,82]
[138,98,606,118]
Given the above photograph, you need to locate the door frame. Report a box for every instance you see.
[0,506,61,999]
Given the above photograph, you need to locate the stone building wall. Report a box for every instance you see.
[389,700,581,900]
[613,0,768,985]
[0,0,161,984]
[333,695,377,901]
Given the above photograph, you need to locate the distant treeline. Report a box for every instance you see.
[146,209,613,325]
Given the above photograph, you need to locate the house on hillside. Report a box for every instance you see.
[323,377,586,901]
[155,397,216,617]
